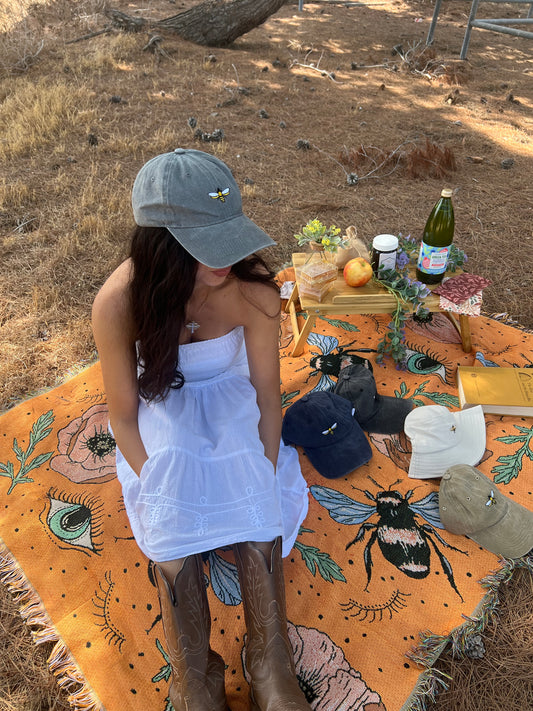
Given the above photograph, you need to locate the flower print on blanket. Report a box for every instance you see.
[50,403,116,483]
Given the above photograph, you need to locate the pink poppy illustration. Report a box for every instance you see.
[243,621,386,710]
[50,404,116,483]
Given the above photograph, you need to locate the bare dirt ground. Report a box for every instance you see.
[0,0,532,709]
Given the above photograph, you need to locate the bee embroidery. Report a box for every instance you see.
[322,423,338,436]
[486,490,497,507]
[310,477,468,600]
[209,187,230,202]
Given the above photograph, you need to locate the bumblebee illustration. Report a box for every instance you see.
[310,477,467,600]
[209,187,230,202]
[306,333,374,392]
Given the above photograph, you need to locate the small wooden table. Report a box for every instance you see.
[285,252,472,357]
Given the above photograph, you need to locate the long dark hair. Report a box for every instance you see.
[129,225,278,402]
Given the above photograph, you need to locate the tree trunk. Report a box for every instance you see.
[106,0,287,47]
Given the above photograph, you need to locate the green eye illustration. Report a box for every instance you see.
[43,488,104,555]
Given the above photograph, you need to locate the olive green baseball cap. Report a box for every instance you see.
[439,464,533,558]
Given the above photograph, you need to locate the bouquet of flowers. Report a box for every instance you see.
[294,219,349,253]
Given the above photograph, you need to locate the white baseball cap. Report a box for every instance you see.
[404,405,486,479]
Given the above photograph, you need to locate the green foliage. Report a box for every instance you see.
[374,234,467,367]
[374,268,431,367]
[294,218,347,253]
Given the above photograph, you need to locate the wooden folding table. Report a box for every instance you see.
[285,252,472,357]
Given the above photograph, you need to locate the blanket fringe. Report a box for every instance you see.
[401,553,533,710]
[0,541,104,711]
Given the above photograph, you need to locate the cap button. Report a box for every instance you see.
[443,473,451,480]
[174,148,186,154]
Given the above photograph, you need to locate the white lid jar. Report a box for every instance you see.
[371,234,398,274]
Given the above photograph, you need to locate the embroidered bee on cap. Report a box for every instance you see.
[209,187,230,202]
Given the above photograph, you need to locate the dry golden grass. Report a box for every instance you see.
[0,0,532,708]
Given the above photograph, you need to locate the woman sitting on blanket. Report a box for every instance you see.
[92,148,311,711]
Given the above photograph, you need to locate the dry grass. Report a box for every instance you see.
[0,583,71,711]
[0,0,532,708]
[428,567,533,710]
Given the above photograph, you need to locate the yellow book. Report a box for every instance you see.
[457,366,533,416]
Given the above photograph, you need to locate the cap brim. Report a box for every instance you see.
[408,405,486,479]
[303,427,372,479]
[167,213,275,268]
[469,499,533,558]
[360,395,414,434]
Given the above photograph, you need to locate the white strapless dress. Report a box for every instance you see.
[116,327,309,562]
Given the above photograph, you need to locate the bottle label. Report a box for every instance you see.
[417,242,450,275]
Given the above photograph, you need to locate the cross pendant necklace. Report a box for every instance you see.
[186,320,200,334]
[185,288,209,336]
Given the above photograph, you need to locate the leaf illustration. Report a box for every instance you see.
[396,380,459,408]
[152,638,171,683]
[281,389,300,409]
[0,409,55,494]
[293,540,346,583]
[493,424,533,484]
[318,316,360,332]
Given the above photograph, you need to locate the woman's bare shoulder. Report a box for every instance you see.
[92,260,133,332]
[237,278,280,321]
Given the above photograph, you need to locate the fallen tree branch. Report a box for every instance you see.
[65,27,114,44]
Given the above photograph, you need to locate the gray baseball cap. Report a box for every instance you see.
[439,464,533,559]
[334,364,414,434]
[132,148,275,268]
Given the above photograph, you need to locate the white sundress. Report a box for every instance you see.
[116,326,309,562]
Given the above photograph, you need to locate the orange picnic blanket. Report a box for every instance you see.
[1,292,532,711]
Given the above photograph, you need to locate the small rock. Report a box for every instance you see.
[188,117,197,129]
[464,634,486,660]
[109,95,123,104]
[296,139,311,150]
[261,66,269,72]
[244,178,254,185]
[351,62,358,70]
[87,133,98,146]
[501,158,514,169]
[258,109,269,119]
[279,121,286,129]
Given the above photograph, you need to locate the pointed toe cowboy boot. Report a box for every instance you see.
[233,538,311,711]
[152,556,228,711]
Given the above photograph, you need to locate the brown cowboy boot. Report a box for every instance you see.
[152,556,227,711]
[233,538,311,711]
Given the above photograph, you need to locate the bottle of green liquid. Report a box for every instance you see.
[416,188,454,285]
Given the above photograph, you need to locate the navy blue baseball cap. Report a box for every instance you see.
[282,391,372,479]
[334,364,414,434]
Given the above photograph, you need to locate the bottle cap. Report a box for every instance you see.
[441,188,453,198]
[372,234,398,251]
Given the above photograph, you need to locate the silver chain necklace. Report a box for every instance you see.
[185,289,209,335]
